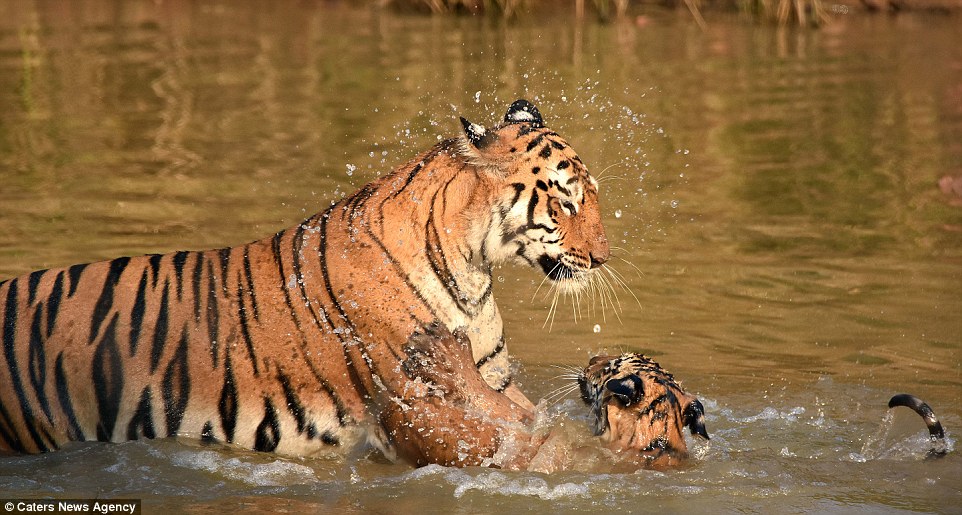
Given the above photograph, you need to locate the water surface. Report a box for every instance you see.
[0,1,960,513]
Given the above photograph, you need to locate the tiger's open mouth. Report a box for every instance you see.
[537,255,582,281]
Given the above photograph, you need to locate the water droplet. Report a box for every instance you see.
[497,276,505,283]
[670,200,679,208]
[474,91,481,103]
[614,209,622,219]
[593,324,601,333]
[345,164,356,177]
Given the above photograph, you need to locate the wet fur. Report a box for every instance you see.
[0,100,610,467]
[577,353,709,468]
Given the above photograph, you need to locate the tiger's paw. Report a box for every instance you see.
[401,322,476,401]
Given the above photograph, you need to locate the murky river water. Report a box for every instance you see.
[1,1,960,513]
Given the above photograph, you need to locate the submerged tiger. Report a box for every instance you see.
[577,353,709,468]
[0,100,614,467]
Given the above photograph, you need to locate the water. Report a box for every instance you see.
[1,1,960,512]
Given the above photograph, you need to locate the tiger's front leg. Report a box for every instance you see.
[379,323,543,468]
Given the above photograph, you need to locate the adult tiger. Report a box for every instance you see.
[0,100,610,467]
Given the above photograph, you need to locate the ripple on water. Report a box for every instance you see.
[159,448,319,487]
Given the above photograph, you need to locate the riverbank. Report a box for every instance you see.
[383,0,962,25]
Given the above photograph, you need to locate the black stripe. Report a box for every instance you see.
[192,252,204,322]
[206,260,220,368]
[236,270,260,375]
[272,229,350,425]
[539,144,553,159]
[0,280,26,452]
[321,430,339,446]
[67,263,87,297]
[318,214,377,400]
[345,183,377,219]
[437,172,461,219]
[89,257,131,344]
[93,314,123,443]
[127,387,156,440]
[475,335,506,368]
[254,397,280,452]
[425,216,476,316]
[0,397,25,453]
[356,188,438,365]
[201,421,216,443]
[289,225,306,299]
[162,328,190,437]
[129,269,148,356]
[390,161,424,199]
[478,279,493,307]
[509,183,526,206]
[28,303,53,425]
[219,352,238,443]
[45,271,64,338]
[291,222,329,329]
[494,374,511,393]
[348,197,438,327]
[172,251,189,300]
[277,370,307,434]
[242,248,260,321]
[150,280,171,374]
[54,352,85,442]
[2,279,49,452]
[148,254,163,289]
[525,133,547,152]
[38,424,57,451]
[27,270,44,305]
[217,248,231,291]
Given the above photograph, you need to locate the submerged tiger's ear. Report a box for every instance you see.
[683,399,710,440]
[460,117,490,148]
[605,375,644,406]
[504,99,544,128]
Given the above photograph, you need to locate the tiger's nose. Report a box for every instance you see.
[589,247,609,268]
[589,233,610,268]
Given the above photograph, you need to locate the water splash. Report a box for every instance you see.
[853,410,954,462]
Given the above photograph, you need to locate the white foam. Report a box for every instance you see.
[401,465,589,500]
[164,450,317,486]
[451,471,589,500]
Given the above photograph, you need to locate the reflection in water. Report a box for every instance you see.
[0,1,959,512]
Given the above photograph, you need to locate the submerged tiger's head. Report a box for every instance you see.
[578,353,710,468]
[459,100,609,292]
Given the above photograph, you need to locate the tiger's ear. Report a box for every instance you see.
[504,99,544,128]
[604,375,644,406]
[683,399,710,440]
[460,116,493,149]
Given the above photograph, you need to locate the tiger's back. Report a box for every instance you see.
[0,237,375,455]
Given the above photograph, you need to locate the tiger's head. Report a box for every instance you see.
[578,353,709,468]
[459,100,609,293]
